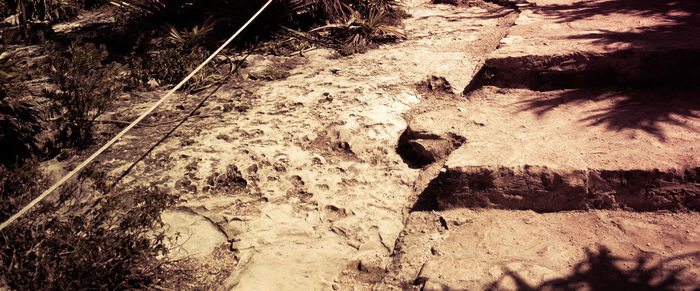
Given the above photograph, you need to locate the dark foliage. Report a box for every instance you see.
[0,97,43,166]
[0,47,43,166]
[0,164,178,289]
[126,46,219,91]
[43,40,121,145]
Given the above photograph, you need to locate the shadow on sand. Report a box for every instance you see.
[535,0,700,50]
[486,245,700,291]
[518,86,700,142]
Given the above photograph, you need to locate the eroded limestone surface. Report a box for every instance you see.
[386,209,700,290]
[466,0,700,90]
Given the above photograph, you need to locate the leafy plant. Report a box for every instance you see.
[0,98,43,166]
[352,6,405,40]
[110,0,185,20]
[0,163,179,289]
[127,46,221,91]
[0,47,21,99]
[288,0,348,24]
[166,16,216,48]
[110,0,236,29]
[299,4,404,56]
[290,0,404,25]
[44,40,121,145]
[0,47,43,166]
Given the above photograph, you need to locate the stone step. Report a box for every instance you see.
[464,0,700,91]
[385,209,700,290]
[403,86,699,212]
[466,49,700,91]
[431,165,699,211]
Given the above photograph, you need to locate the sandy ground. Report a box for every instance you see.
[39,0,518,289]
[406,86,699,172]
[384,209,700,290]
[36,0,700,289]
[494,0,700,56]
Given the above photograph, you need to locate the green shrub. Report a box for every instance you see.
[165,16,216,49]
[290,0,406,56]
[126,46,220,91]
[43,40,121,145]
[291,0,404,25]
[0,47,21,99]
[0,97,43,166]
[0,164,178,289]
[111,0,405,46]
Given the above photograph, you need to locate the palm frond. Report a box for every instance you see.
[165,16,215,48]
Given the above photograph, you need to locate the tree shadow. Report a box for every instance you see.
[532,0,700,50]
[518,87,700,142]
[485,246,700,291]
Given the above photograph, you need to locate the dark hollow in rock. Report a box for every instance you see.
[417,75,455,95]
[396,127,466,169]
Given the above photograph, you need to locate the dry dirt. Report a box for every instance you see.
[383,209,700,290]
[38,0,700,289]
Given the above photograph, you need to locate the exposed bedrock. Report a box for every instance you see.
[464,0,700,92]
[465,50,700,92]
[396,94,468,168]
[428,166,700,212]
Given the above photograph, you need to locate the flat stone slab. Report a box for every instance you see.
[466,0,700,90]
[402,209,700,290]
[497,0,700,57]
[423,86,700,211]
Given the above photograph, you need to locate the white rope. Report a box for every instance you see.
[0,0,274,232]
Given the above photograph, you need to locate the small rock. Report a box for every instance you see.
[422,280,448,291]
[312,154,326,165]
[438,216,449,230]
[231,240,252,251]
[331,283,340,290]
[419,75,453,94]
[358,256,386,273]
[147,79,160,88]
